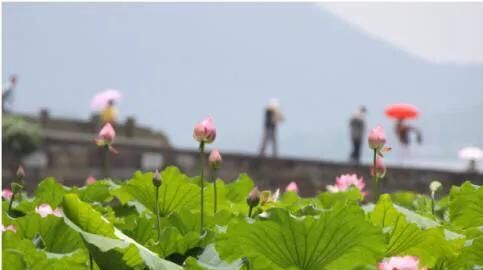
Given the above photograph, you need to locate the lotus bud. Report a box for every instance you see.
[193,117,216,144]
[97,123,116,144]
[208,149,222,169]
[368,126,386,151]
[285,181,299,193]
[378,256,427,270]
[16,165,25,182]
[86,176,96,185]
[2,189,13,200]
[371,156,386,178]
[246,187,260,208]
[152,169,162,188]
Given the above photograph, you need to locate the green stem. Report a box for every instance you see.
[89,252,94,270]
[372,149,379,201]
[104,145,110,178]
[213,168,218,214]
[248,205,253,218]
[7,191,17,215]
[199,142,205,233]
[431,197,435,216]
[155,185,161,242]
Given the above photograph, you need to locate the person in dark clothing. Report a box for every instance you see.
[259,99,283,157]
[349,106,367,163]
[396,119,423,146]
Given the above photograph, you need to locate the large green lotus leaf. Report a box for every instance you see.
[217,205,384,270]
[77,180,115,203]
[112,167,200,216]
[147,226,200,258]
[449,181,483,230]
[62,193,182,270]
[224,173,254,203]
[15,212,83,253]
[2,231,88,270]
[184,244,244,270]
[34,177,69,207]
[317,188,363,209]
[370,194,457,267]
[457,235,483,268]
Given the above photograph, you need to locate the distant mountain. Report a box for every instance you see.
[3,3,483,168]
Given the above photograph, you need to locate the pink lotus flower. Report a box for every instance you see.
[2,189,13,200]
[209,149,222,169]
[371,156,387,178]
[378,256,427,270]
[86,176,96,185]
[35,204,63,218]
[97,123,116,144]
[327,174,367,195]
[285,182,299,193]
[1,224,16,233]
[193,117,216,144]
[368,126,386,151]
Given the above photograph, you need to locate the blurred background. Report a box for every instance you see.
[2,3,483,191]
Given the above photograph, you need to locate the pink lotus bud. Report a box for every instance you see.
[208,149,222,169]
[368,126,386,151]
[193,117,216,144]
[285,181,299,193]
[246,186,260,208]
[371,157,386,178]
[378,256,427,270]
[16,165,25,180]
[152,169,162,187]
[86,176,96,185]
[35,204,62,218]
[2,189,13,200]
[97,123,116,144]
[1,224,16,233]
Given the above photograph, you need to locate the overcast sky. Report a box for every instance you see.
[321,2,483,64]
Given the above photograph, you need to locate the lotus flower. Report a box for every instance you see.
[327,174,366,195]
[35,204,62,218]
[86,176,96,185]
[1,224,16,233]
[2,189,13,200]
[378,256,427,270]
[209,149,222,169]
[246,187,260,207]
[97,123,116,144]
[371,156,386,178]
[368,126,386,151]
[193,117,216,144]
[285,181,299,193]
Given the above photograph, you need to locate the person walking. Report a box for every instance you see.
[259,98,284,157]
[349,106,367,163]
[101,99,118,125]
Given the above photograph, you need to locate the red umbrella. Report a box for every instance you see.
[385,103,419,119]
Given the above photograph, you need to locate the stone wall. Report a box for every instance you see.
[3,128,482,198]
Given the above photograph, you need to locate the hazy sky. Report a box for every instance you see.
[2,3,483,168]
[321,2,483,64]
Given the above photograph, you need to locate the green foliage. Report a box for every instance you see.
[2,116,41,158]
[2,166,482,270]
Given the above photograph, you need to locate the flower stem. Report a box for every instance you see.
[199,142,205,233]
[104,145,110,178]
[7,191,16,215]
[372,149,379,201]
[248,205,253,218]
[213,168,218,214]
[89,252,94,270]
[155,185,162,242]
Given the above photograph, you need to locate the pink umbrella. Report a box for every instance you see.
[90,89,122,111]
